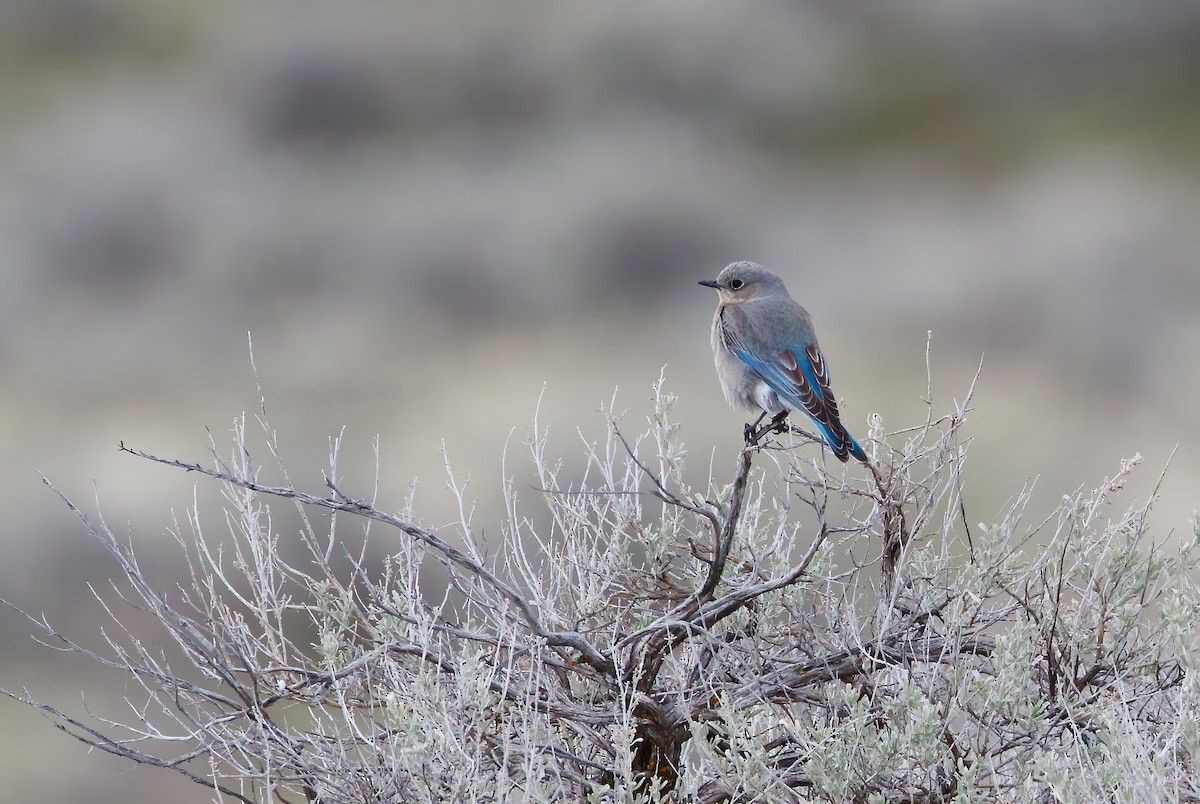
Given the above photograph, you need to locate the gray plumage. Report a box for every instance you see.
[699,261,867,462]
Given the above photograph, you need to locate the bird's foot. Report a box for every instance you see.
[745,413,788,446]
[744,412,769,445]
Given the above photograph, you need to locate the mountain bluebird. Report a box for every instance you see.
[700,261,868,463]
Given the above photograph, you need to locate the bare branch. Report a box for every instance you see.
[6,368,1192,804]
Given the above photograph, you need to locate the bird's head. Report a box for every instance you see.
[698,261,787,303]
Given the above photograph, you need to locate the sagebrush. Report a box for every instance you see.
[6,370,1199,803]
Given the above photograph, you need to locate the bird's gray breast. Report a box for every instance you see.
[712,306,783,415]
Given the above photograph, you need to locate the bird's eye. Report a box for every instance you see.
[729,279,744,290]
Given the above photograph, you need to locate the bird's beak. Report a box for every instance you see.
[698,279,720,289]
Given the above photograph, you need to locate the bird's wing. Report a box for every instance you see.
[728,330,857,459]
[739,341,839,423]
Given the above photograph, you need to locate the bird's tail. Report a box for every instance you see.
[812,419,868,464]
[846,433,868,464]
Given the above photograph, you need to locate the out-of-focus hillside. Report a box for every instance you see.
[1,3,1198,801]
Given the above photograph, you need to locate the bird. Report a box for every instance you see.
[699,261,868,463]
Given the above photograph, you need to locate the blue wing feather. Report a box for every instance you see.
[732,341,866,463]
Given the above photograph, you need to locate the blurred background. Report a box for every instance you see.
[1,1,1198,801]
